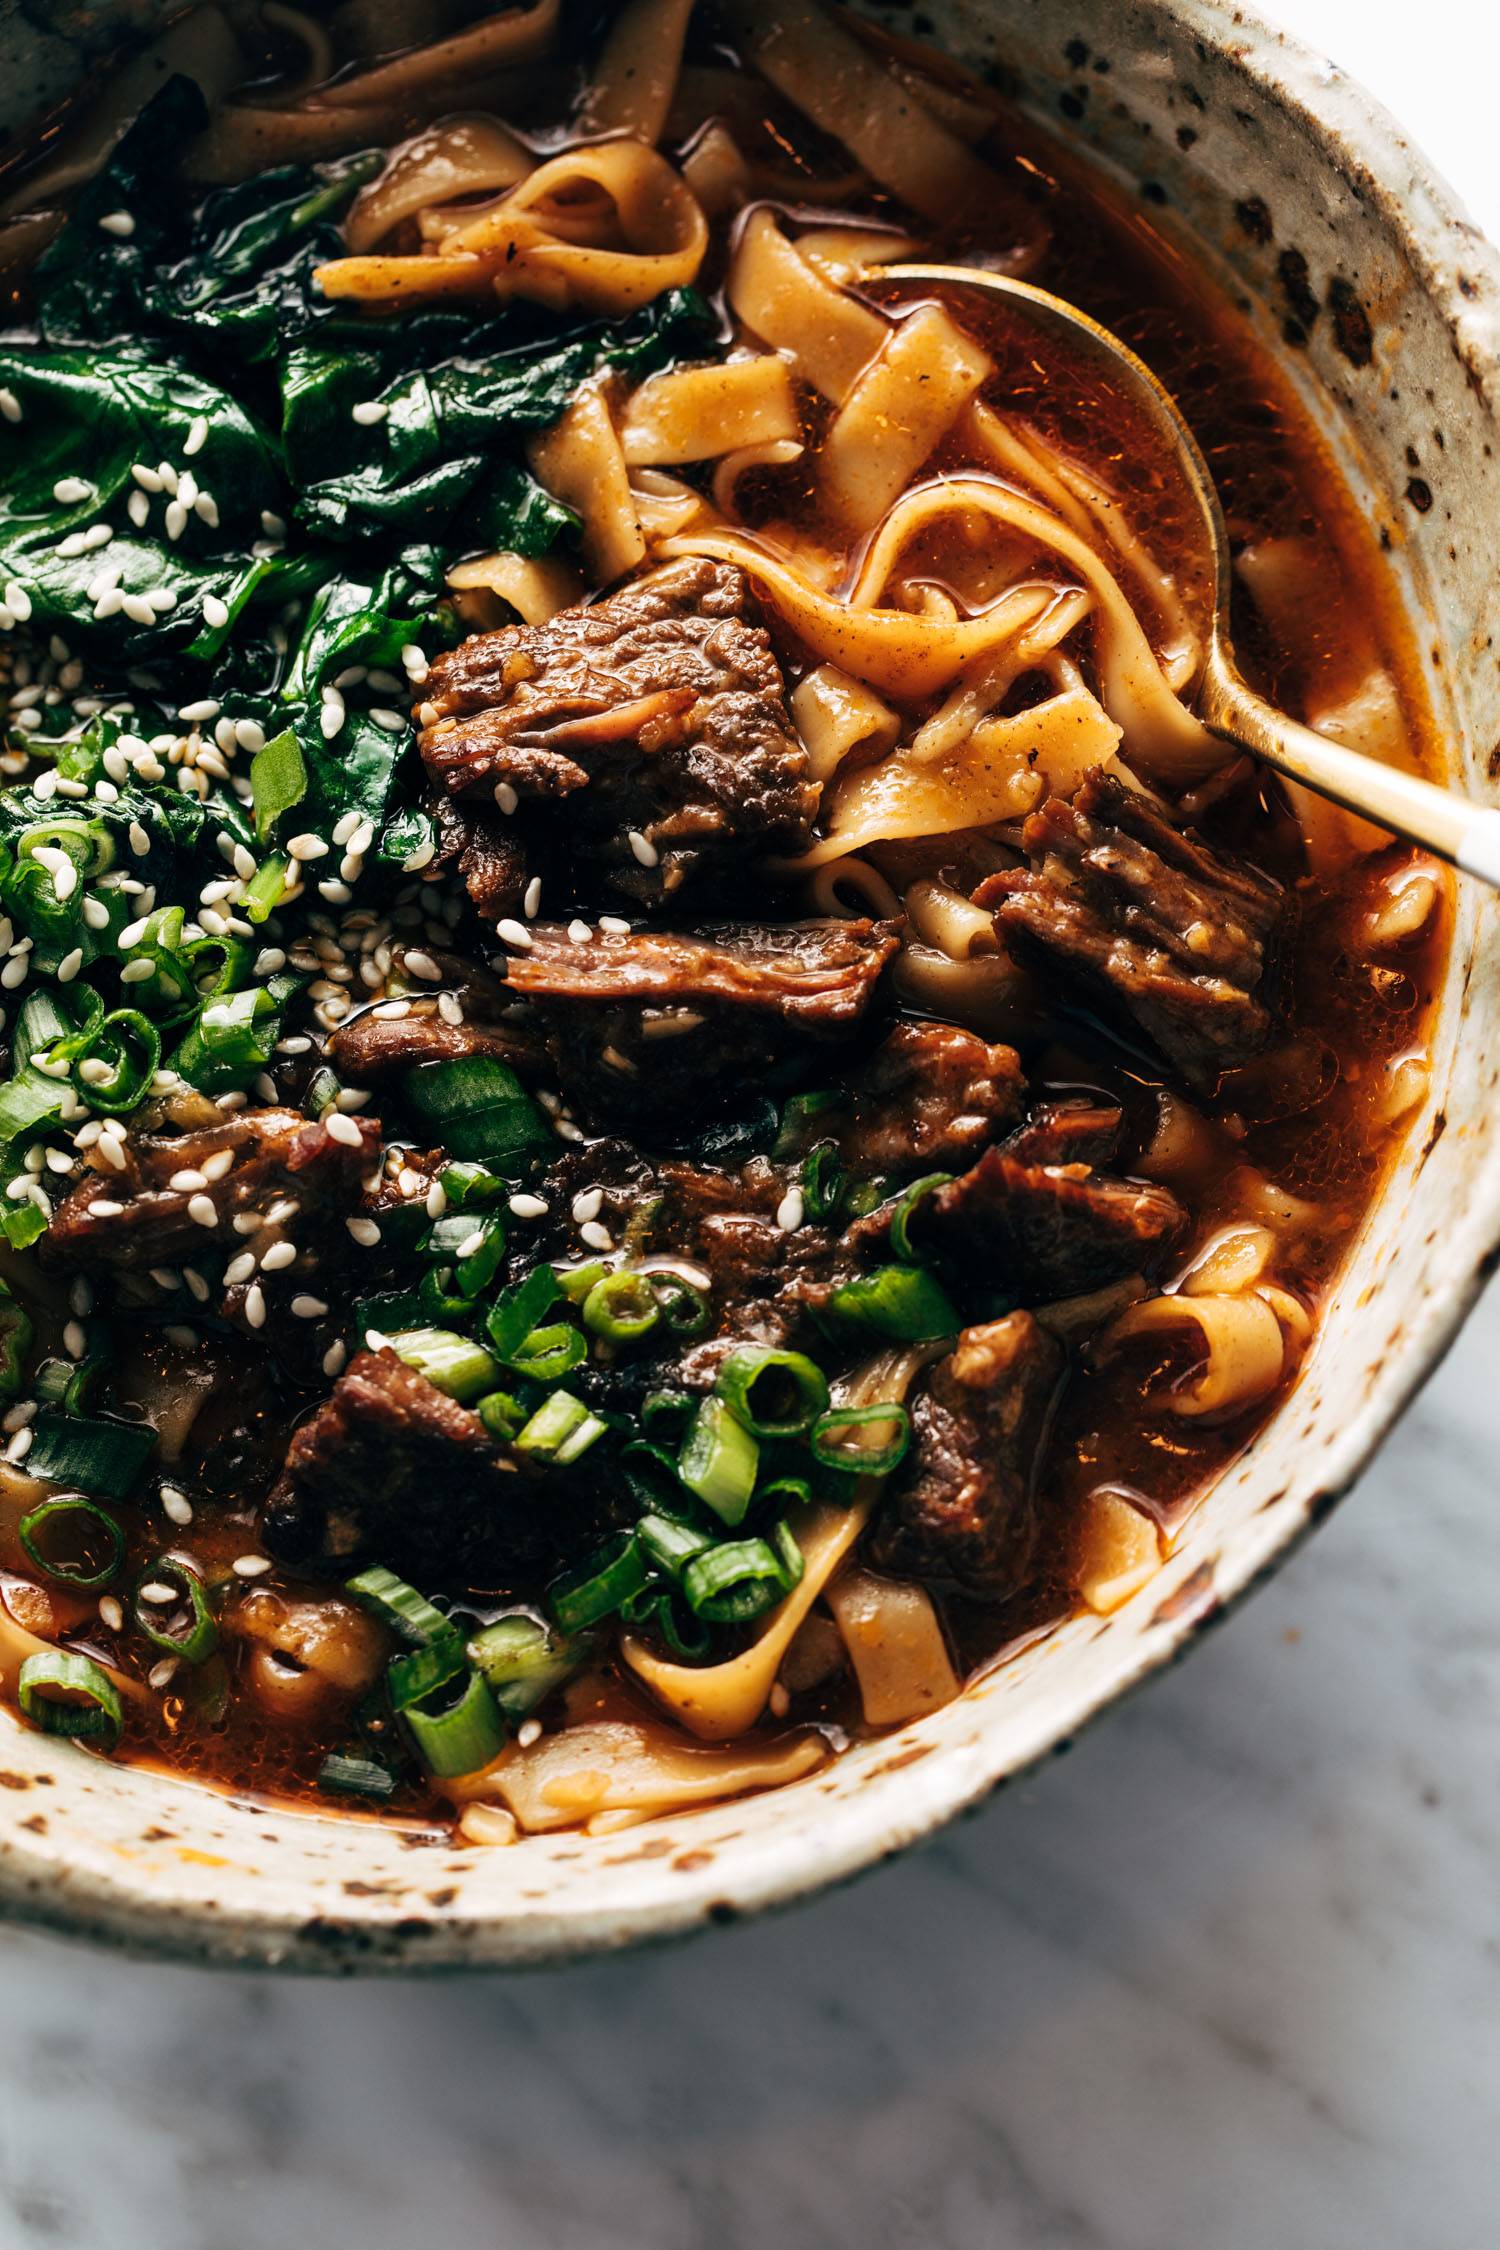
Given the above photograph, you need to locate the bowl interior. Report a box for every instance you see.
[2,0,1498,1968]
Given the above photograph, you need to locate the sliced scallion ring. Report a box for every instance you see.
[809,1402,912,1476]
[19,1494,124,1589]
[677,1394,759,1524]
[388,1627,467,1713]
[505,1322,586,1384]
[889,1172,954,1263]
[823,1265,958,1341]
[800,1138,845,1222]
[17,1650,123,1746]
[402,1667,506,1777]
[316,1752,397,1800]
[345,1564,451,1648]
[682,1532,804,1624]
[132,1557,218,1664]
[716,1346,829,1439]
[581,1268,659,1344]
[547,1532,649,1634]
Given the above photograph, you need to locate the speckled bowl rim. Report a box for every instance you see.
[1,0,1498,1971]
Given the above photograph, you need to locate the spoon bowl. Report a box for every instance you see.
[881,261,1500,888]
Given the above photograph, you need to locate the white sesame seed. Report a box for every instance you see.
[55,947,82,983]
[63,1319,86,1360]
[98,1595,124,1630]
[178,698,220,724]
[494,781,519,815]
[199,1149,234,1183]
[131,462,163,492]
[148,1658,180,1691]
[261,511,286,540]
[161,1484,193,1526]
[0,389,20,424]
[628,829,659,868]
[164,498,188,541]
[495,918,533,949]
[403,949,441,981]
[291,1295,328,1319]
[187,1194,218,1227]
[96,1132,128,1172]
[580,1220,613,1253]
[325,1112,363,1148]
[571,1187,604,1224]
[400,838,436,873]
[351,400,389,426]
[183,415,209,457]
[224,1251,256,1286]
[776,1187,805,1232]
[517,1717,543,1750]
[322,1339,348,1378]
[232,1554,273,1577]
[98,210,135,238]
[52,478,90,505]
[90,1199,124,1218]
[508,1193,549,1220]
[425,1180,447,1219]
[168,1167,208,1192]
[244,1283,266,1328]
[523,877,542,919]
[598,915,632,936]
[260,1241,297,1272]
[287,832,329,862]
[369,708,405,733]
[4,1429,31,1462]
[138,1581,178,1606]
[201,593,230,630]
[346,1216,381,1247]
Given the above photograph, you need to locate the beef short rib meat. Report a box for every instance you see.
[870,1313,1065,1590]
[978,769,1286,1083]
[330,947,543,1083]
[1000,1095,1125,1171]
[834,1021,1023,1177]
[42,1108,379,1272]
[260,1349,629,1584]
[916,1146,1187,1301]
[501,916,899,1127]
[417,558,818,910]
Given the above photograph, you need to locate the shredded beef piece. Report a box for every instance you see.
[978,769,1286,1083]
[260,1348,631,1583]
[1000,1095,1125,1170]
[502,917,900,1127]
[429,794,529,920]
[43,1108,379,1273]
[330,946,542,1083]
[915,1146,1187,1301]
[870,1314,1065,1590]
[417,559,817,910]
[835,1021,1023,1176]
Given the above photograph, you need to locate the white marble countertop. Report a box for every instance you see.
[2,5,1497,2245]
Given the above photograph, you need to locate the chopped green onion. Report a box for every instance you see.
[425,1210,506,1301]
[476,1390,527,1440]
[889,1172,954,1263]
[440,1160,510,1209]
[622,1585,713,1660]
[466,1613,584,1719]
[641,1389,693,1436]
[249,726,307,843]
[774,1088,841,1157]
[388,1627,466,1713]
[19,1495,124,1589]
[242,854,290,925]
[801,1138,845,1221]
[650,1272,709,1335]
[619,1437,688,1512]
[17,1650,123,1747]
[716,1346,829,1438]
[26,1409,155,1501]
[303,1065,341,1120]
[132,1557,217,1664]
[682,1532,804,1624]
[171,984,281,1094]
[504,1322,586,1384]
[403,1056,551,1169]
[554,1258,609,1305]
[582,1267,659,1343]
[317,1752,397,1800]
[824,1265,958,1341]
[344,1564,450,1648]
[677,1395,759,1526]
[547,1531,649,1634]
[387,1326,500,1405]
[355,1288,429,1342]
[70,1007,161,1116]
[636,1513,714,1577]
[402,1668,506,1777]
[809,1402,912,1476]
[485,1266,562,1359]
[0,1202,47,1251]
[513,1389,608,1464]
[758,1472,814,1511]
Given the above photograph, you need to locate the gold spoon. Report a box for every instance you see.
[882,261,1500,889]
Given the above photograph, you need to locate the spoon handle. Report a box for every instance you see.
[1201,661,1500,889]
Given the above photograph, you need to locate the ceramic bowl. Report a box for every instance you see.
[0,0,1497,1970]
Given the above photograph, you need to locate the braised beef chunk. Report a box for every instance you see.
[330,947,542,1083]
[834,1022,1024,1176]
[417,559,817,910]
[1001,1095,1125,1171]
[916,1147,1187,1301]
[261,1349,630,1583]
[979,770,1286,1083]
[42,1108,379,1271]
[429,793,529,920]
[501,917,900,1127]
[871,1314,1064,1590]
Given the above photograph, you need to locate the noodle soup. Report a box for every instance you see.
[0,0,1445,1843]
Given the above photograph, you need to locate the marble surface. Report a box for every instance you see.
[1,4,1498,2245]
